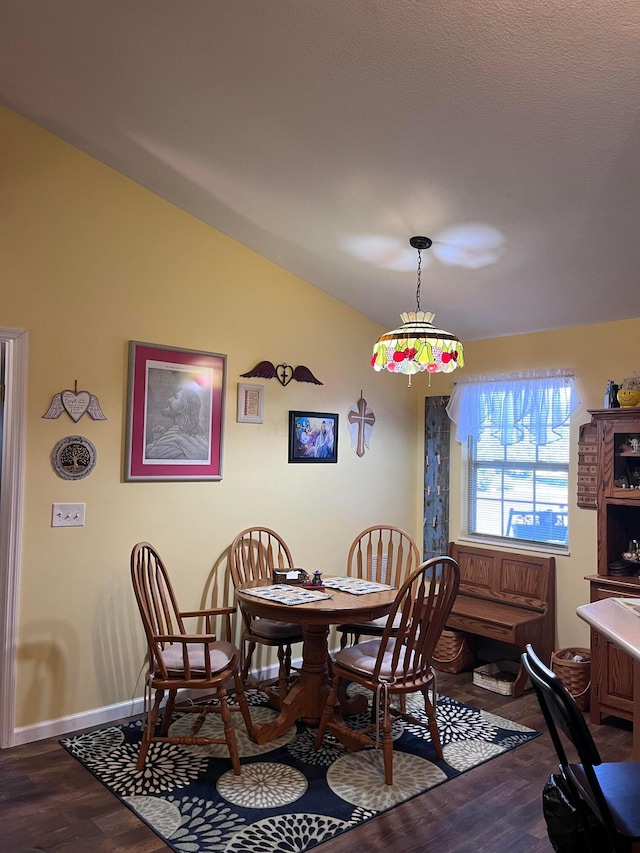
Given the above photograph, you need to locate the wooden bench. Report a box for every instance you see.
[447,542,556,697]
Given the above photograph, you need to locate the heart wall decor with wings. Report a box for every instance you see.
[42,382,107,422]
[240,361,323,387]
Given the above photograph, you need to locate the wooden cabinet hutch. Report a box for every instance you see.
[586,407,640,726]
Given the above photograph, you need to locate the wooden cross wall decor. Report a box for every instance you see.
[348,392,375,457]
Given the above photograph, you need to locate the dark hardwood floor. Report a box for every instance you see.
[0,670,633,853]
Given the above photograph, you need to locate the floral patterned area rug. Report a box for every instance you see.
[60,686,539,853]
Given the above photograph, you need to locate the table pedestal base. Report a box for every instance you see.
[250,622,367,744]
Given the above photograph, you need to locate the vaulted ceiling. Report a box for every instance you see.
[2,1,639,340]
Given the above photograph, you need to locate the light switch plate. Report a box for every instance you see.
[52,503,86,527]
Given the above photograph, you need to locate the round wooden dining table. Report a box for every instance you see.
[235,579,397,744]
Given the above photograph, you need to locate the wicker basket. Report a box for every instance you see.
[551,647,591,711]
[433,629,475,674]
[272,568,308,585]
[473,660,520,695]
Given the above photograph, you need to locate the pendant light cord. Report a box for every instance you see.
[415,248,422,311]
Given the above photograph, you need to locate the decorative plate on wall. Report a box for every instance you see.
[51,435,97,480]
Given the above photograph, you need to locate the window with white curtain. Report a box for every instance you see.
[446,370,579,549]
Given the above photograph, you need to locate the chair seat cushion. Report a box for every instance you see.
[334,637,398,679]
[160,639,236,676]
[338,613,402,634]
[250,617,303,640]
[573,761,640,838]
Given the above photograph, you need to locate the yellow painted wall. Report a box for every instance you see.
[4,105,639,733]
[426,322,640,655]
[1,108,420,729]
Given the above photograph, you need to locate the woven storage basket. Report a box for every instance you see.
[433,628,475,674]
[551,647,591,711]
[472,660,520,695]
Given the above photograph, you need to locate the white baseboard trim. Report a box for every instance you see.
[9,655,311,747]
[11,696,147,746]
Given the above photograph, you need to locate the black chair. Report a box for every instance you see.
[522,644,640,852]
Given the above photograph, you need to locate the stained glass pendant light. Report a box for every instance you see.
[371,236,464,386]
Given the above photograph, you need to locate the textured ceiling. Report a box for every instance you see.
[2,1,639,340]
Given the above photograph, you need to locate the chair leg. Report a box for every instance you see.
[430,667,438,713]
[381,695,394,786]
[277,645,288,701]
[339,630,362,649]
[422,688,443,760]
[218,687,242,775]
[369,693,378,724]
[137,688,163,770]
[314,675,340,749]
[242,641,256,682]
[161,689,177,734]
[233,672,255,740]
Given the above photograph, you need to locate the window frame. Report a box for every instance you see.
[460,389,572,554]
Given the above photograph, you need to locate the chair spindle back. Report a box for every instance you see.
[373,555,460,685]
[131,542,185,673]
[229,526,294,587]
[348,525,420,589]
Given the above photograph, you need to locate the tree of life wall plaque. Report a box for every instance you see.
[51,435,97,480]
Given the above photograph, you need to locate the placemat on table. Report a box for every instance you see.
[322,576,394,595]
[241,584,333,605]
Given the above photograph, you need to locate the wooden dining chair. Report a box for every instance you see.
[229,526,303,700]
[314,554,460,785]
[130,542,254,774]
[522,643,640,852]
[336,525,421,649]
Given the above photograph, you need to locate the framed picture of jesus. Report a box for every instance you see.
[125,341,226,481]
[288,411,338,463]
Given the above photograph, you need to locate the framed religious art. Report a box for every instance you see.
[288,411,338,463]
[237,383,264,424]
[125,341,226,481]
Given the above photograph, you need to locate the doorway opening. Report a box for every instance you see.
[0,327,28,748]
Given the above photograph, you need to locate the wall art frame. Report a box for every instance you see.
[288,410,338,463]
[237,382,264,424]
[125,341,226,481]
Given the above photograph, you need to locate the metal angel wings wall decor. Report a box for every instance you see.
[240,361,323,387]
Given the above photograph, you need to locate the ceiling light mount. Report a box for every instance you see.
[371,235,464,386]
[409,236,432,251]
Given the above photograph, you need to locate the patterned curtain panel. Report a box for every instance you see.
[424,396,450,560]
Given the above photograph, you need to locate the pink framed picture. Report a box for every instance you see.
[125,341,226,481]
